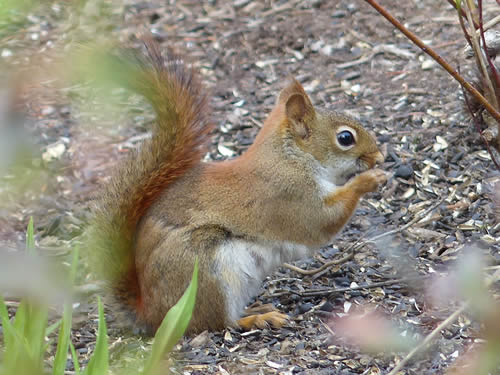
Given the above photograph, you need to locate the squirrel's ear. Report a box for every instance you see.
[284,93,314,139]
[279,79,315,139]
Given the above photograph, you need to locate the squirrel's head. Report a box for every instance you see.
[276,79,384,185]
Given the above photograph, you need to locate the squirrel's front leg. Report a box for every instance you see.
[323,168,387,235]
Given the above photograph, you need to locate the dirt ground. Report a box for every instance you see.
[1,0,500,374]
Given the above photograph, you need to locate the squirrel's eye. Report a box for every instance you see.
[337,130,355,147]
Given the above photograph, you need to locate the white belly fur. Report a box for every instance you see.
[212,239,315,324]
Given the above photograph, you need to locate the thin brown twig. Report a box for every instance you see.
[319,318,336,336]
[478,0,500,96]
[362,0,500,127]
[455,0,474,50]
[283,232,371,275]
[361,197,446,245]
[266,275,424,299]
[445,0,479,29]
[466,0,478,24]
[336,53,375,69]
[304,276,420,297]
[471,0,500,153]
[387,302,469,375]
[283,251,354,275]
[481,14,500,31]
[387,269,500,374]
[466,1,499,112]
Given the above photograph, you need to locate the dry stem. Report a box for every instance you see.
[362,0,500,157]
[387,303,469,375]
[478,1,500,90]
[387,269,500,374]
[466,1,499,111]
[283,252,353,275]
[446,0,478,28]
[266,276,423,299]
[481,14,500,31]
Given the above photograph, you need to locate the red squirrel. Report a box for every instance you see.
[87,39,386,335]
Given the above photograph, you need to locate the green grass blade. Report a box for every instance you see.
[0,296,14,351]
[83,297,108,375]
[53,247,79,375]
[26,216,35,254]
[0,0,35,20]
[0,219,58,375]
[1,298,46,374]
[11,300,27,340]
[1,219,47,374]
[141,259,198,375]
[52,302,72,375]
[69,247,79,283]
[0,297,22,374]
[27,302,49,367]
[22,218,48,369]
[1,321,29,373]
[46,320,62,337]
[69,341,81,375]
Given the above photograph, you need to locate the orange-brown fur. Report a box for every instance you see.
[88,39,386,335]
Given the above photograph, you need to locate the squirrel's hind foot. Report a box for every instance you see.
[237,311,288,330]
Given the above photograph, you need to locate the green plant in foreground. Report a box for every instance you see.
[0,217,48,375]
[0,219,198,374]
[53,247,80,375]
[82,297,109,375]
[141,259,198,375]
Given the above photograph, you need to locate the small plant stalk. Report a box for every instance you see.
[465,0,500,151]
[362,0,500,126]
[478,0,500,90]
[446,0,479,28]
[365,0,500,160]
[477,0,500,151]
[465,1,499,111]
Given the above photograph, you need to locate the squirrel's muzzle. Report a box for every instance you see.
[361,150,384,169]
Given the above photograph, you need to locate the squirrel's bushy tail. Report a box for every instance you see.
[86,38,212,331]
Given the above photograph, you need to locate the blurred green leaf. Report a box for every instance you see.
[0,296,13,351]
[0,219,48,375]
[53,248,79,375]
[53,301,73,375]
[11,300,27,344]
[0,298,48,375]
[83,296,108,375]
[46,319,62,337]
[0,0,35,23]
[27,301,49,370]
[26,216,35,254]
[0,0,41,42]
[142,259,198,375]
[70,341,81,375]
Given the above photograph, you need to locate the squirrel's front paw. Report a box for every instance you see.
[354,168,387,194]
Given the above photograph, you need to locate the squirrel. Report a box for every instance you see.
[87,38,387,336]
